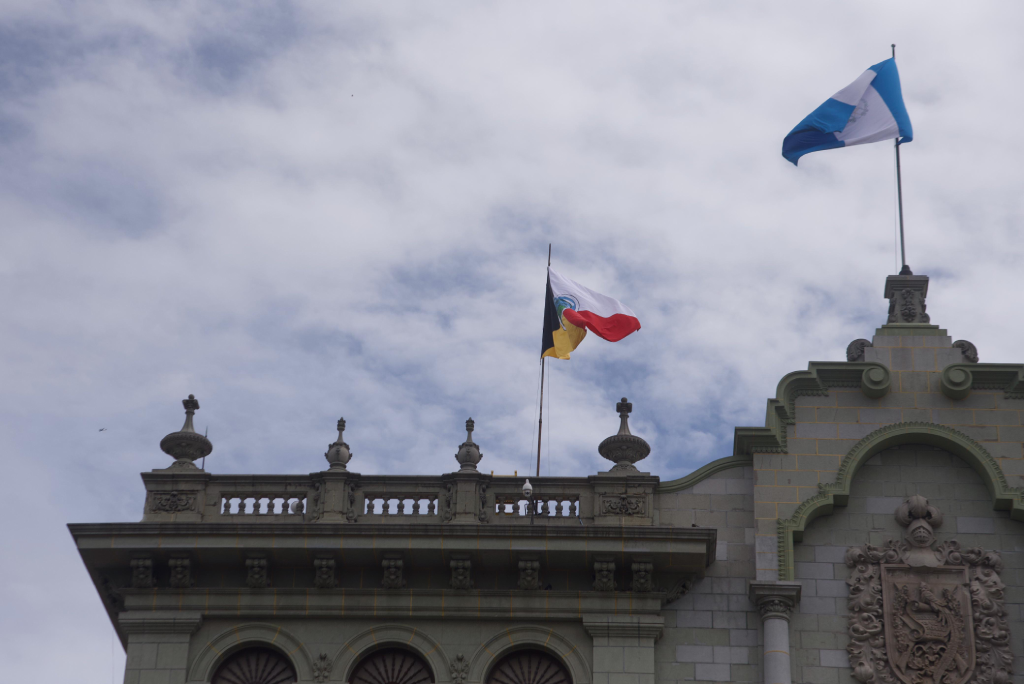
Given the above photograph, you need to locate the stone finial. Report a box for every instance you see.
[325,417,352,470]
[159,394,213,470]
[846,339,872,362]
[455,418,482,472]
[598,397,650,473]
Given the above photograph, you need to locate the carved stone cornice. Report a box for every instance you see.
[118,610,202,635]
[733,362,891,456]
[940,363,1024,400]
[582,614,664,641]
[748,581,801,622]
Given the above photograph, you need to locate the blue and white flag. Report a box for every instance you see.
[783,58,913,165]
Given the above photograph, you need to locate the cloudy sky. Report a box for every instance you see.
[2,1,1022,680]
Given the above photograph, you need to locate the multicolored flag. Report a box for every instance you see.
[782,57,913,165]
[541,267,641,360]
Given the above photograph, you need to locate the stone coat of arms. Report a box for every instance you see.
[846,496,1012,684]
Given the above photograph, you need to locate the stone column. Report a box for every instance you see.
[583,614,663,684]
[748,582,801,684]
[119,611,202,683]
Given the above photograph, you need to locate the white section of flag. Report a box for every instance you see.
[548,268,637,319]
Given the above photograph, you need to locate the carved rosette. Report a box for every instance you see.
[518,560,541,590]
[846,496,1012,684]
[450,559,473,590]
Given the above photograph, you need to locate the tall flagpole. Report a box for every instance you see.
[892,43,911,275]
[536,244,551,478]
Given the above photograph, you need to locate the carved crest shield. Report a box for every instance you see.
[845,496,1013,684]
[880,564,974,684]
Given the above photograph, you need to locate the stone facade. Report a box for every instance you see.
[70,273,1024,684]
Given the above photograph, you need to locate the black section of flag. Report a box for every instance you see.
[541,272,559,358]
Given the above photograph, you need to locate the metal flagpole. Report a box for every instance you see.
[892,43,911,275]
[536,244,551,478]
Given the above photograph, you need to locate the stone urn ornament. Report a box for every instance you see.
[455,418,482,471]
[598,397,650,473]
[324,418,352,470]
[160,394,213,470]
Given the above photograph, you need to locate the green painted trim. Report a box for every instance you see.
[732,362,891,456]
[940,363,1024,400]
[776,422,1024,581]
[658,454,753,493]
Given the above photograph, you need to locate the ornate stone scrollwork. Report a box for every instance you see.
[518,560,541,590]
[661,576,694,607]
[314,558,336,589]
[846,496,1012,684]
[477,483,488,523]
[601,493,646,516]
[131,558,154,589]
[954,340,980,364]
[847,339,873,362]
[381,558,405,589]
[441,483,455,523]
[756,597,795,621]
[450,653,469,684]
[150,491,197,513]
[168,558,193,588]
[631,562,653,592]
[593,561,616,591]
[313,652,332,683]
[245,558,270,589]
[450,559,472,590]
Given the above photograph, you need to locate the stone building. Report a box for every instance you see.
[72,272,1024,684]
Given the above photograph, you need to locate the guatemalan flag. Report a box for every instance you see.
[541,268,641,360]
[783,58,912,165]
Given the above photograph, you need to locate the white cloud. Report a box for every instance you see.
[2,1,1022,680]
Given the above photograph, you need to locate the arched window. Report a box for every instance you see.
[349,648,435,684]
[212,646,297,684]
[487,650,572,684]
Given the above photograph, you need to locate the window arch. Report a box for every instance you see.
[212,646,297,684]
[349,648,435,684]
[486,650,572,684]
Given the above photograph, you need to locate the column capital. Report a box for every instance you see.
[748,581,801,621]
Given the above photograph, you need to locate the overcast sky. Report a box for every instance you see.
[2,1,1022,680]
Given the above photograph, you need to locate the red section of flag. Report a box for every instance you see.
[562,310,641,343]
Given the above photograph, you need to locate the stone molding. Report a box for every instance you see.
[187,622,313,682]
[733,362,891,456]
[939,363,1024,400]
[118,610,202,635]
[331,624,451,684]
[121,586,666,620]
[748,582,801,622]
[775,422,1024,581]
[466,626,591,684]
[582,614,664,641]
[657,453,752,493]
